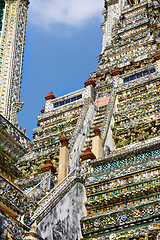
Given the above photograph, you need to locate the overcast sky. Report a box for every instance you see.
[19,0,104,139]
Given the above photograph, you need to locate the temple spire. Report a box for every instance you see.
[0,0,29,126]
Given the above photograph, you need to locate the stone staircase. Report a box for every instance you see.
[30,169,83,224]
[82,105,107,151]
[68,98,92,151]
[25,173,55,202]
[69,98,96,170]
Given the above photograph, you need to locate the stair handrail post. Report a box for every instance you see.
[80,146,96,180]
[38,168,76,205]
[48,169,51,191]
[41,154,56,191]
[26,174,49,196]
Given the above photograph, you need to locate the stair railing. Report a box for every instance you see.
[30,168,78,222]
[38,168,76,205]
[25,173,49,196]
[68,98,92,152]
[101,89,116,143]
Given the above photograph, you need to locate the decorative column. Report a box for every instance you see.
[154,51,160,73]
[45,91,56,112]
[58,133,69,183]
[80,147,96,179]
[84,76,96,100]
[41,155,56,190]
[111,64,123,87]
[92,126,103,159]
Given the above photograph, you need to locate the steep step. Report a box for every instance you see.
[30,169,83,223]
[82,106,107,151]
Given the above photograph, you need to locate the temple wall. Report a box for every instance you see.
[37,182,86,240]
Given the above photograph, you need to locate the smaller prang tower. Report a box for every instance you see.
[0,0,29,126]
[0,1,39,240]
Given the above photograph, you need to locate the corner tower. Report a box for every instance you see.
[0,0,29,126]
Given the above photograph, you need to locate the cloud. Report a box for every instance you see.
[29,0,104,29]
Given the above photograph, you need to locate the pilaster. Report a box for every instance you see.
[58,133,69,183]
[84,76,96,100]
[92,126,103,159]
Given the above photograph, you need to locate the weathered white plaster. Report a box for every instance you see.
[37,182,87,240]
[69,101,96,170]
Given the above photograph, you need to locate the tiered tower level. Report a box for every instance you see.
[0,0,29,126]
[80,0,160,239]
[17,89,94,177]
